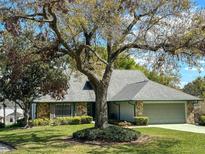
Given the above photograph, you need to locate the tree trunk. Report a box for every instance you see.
[23,102,30,128]
[14,102,17,124]
[95,85,109,128]
[3,103,6,125]
[94,66,113,128]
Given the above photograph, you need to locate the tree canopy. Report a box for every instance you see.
[114,54,180,88]
[0,31,68,126]
[183,77,205,98]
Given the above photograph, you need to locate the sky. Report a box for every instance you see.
[195,0,205,7]
[177,0,205,88]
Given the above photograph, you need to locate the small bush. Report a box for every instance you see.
[16,118,26,127]
[199,115,205,126]
[70,117,81,124]
[50,118,61,126]
[73,126,141,142]
[0,122,5,128]
[134,116,149,126]
[80,116,93,124]
[30,118,50,126]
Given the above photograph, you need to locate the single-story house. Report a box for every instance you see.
[0,101,23,125]
[32,70,200,124]
[5,112,23,125]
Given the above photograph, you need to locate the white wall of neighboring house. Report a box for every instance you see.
[0,103,24,125]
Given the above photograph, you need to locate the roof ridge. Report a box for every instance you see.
[131,80,149,100]
[148,80,200,99]
[126,79,149,85]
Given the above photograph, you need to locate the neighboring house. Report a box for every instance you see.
[32,70,200,124]
[0,101,23,125]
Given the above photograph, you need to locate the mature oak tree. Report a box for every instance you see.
[0,0,205,128]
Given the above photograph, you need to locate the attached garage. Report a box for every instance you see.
[143,101,186,124]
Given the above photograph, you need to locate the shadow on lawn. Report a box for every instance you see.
[0,129,63,146]
[88,138,180,154]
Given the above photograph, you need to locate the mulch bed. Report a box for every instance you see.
[62,135,153,146]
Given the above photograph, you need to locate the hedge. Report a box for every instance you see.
[0,122,5,128]
[30,116,93,126]
[199,115,205,126]
[134,116,149,126]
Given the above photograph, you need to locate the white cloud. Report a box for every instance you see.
[184,67,205,72]
[199,60,205,64]
[134,58,147,65]
[179,81,188,88]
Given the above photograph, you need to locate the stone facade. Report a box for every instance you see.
[135,101,143,116]
[37,103,50,118]
[186,101,195,124]
[76,102,87,116]
[200,101,205,114]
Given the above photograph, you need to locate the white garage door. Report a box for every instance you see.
[143,103,186,124]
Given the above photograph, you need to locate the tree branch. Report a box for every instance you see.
[81,45,108,65]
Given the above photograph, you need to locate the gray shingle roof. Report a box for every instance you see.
[35,69,200,102]
[35,72,95,102]
[112,80,199,101]
[7,112,23,117]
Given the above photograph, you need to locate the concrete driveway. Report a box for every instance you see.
[148,124,205,134]
[0,142,12,153]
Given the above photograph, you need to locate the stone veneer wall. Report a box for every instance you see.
[186,101,195,124]
[200,101,205,114]
[76,102,87,116]
[37,103,50,118]
[135,101,143,116]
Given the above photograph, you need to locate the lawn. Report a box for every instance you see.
[0,124,205,154]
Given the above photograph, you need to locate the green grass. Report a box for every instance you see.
[1,124,205,154]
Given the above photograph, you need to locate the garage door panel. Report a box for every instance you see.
[143,103,185,124]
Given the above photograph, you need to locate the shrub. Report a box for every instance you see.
[73,126,141,142]
[50,118,61,126]
[134,116,149,126]
[70,117,81,124]
[16,118,26,127]
[0,122,5,128]
[199,115,205,126]
[30,118,50,126]
[80,116,93,124]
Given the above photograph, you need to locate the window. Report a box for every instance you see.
[83,81,93,90]
[55,103,72,117]
[10,118,13,123]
